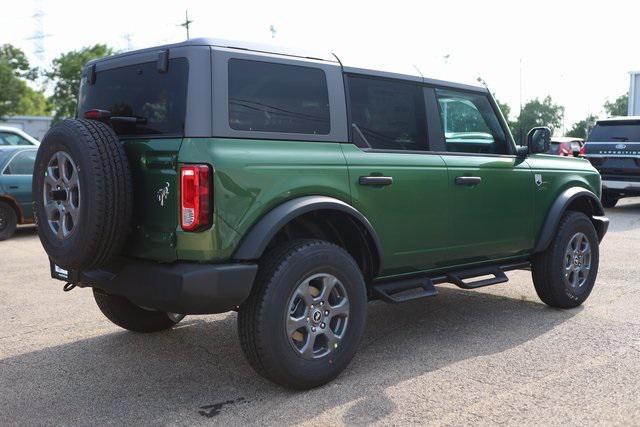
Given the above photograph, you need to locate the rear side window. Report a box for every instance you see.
[78,58,188,136]
[3,150,36,175]
[228,59,330,135]
[588,122,640,142]
[436,89,508,155]
[0,131,31,146]
[347,76,428,151]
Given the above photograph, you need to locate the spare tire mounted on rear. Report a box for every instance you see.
[33,119,132,270]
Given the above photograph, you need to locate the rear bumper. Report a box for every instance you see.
[602,179,640,193]
[50,259,257,314]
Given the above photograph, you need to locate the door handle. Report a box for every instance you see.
[8,185,19,189]
[359,176,393,186]
[455,176,482,186]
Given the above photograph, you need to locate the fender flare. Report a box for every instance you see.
[233,196,383,273]
[533,187,607,253]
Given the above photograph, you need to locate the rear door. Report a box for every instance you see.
[431,88,534,266]
[1,149,37,220]
[342,75,450,276]
[77,48,208,262]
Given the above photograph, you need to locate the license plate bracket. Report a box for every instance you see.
[49,259,80,283]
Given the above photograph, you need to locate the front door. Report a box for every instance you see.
[342,75,450,277]
[431,88,534,266]
[1,149,37,221]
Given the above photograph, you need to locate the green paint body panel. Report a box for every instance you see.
[121,138,182,262]
[176,138,351,262]
[340,144,450,276]
[124,137,602,280]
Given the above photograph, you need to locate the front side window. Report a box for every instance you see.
[4,150,36,175]
[0,131,31,146]
[347,76,428,151]
[436,89,508,154]
[228,59,330,135]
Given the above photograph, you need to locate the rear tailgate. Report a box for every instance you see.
[77,51,195,262]
[585,121,640,182]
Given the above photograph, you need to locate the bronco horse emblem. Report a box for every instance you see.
[157,182,170,207]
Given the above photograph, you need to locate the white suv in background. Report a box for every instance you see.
[0,126,40,146]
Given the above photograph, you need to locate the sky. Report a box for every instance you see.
[1,0,638,131]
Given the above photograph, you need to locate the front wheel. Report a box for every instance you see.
[532,211,599,308]
[238,240,367,389]
[93,289,185,332]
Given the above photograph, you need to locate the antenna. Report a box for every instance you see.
[412,64,424,79]
[178,10,193,40]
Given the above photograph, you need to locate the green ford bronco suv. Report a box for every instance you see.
[33,39,609,389]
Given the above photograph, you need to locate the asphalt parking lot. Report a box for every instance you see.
[1,199,639,426]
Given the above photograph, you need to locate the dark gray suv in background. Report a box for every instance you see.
[584,117,640,207]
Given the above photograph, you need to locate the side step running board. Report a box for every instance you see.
[372,277,438,303]
[446,267,508,289]
[372,262,529,304]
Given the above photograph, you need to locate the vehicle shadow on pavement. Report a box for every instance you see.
[0,286,578,425]
[10,225,38,240]
[605,199,640,233]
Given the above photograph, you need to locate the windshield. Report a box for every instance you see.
[78,58,188,136]
[587,122,640,142]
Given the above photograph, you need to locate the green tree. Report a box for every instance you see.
[603,93,628,117]
[0,44,50,118]
[511,96,564,145]
[566,114,598,139]
[46,44,113,121]
[495,99,511,122]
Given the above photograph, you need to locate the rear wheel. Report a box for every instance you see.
[238,240,367,389]
[0,201,17,241]
[93,289,185,332]
[532,211,599,308]
[601,193,619,208]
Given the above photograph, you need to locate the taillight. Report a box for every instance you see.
[579,144,586,157]
[180,164,211,231]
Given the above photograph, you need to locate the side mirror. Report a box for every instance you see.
[527,127,551,154]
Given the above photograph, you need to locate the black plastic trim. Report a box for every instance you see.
[534,187,607,253]
[233,196,384,273]
[57,260,258,314]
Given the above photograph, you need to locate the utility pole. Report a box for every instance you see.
[123,33,133,51]
[179,10,193,40]
[519,58,523,144]
[27,0,51,67]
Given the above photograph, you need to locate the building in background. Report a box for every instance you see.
[0,116,52,141]
[629,71,640,116]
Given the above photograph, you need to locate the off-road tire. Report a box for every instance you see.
[532,211,599,308]
[33,119,132,270]
[93,289,184,332]
[601,193,619,208]
[0,201,17,241]
[238,239,367,389]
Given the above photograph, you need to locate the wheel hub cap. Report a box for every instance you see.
[564,232,592,289]
[43,151,81,239]
[286,273,350,360]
